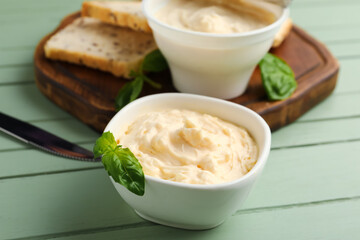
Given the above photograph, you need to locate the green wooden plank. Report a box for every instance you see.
[55,199,360,240]
[307,26,360,44]
[0,118,99,152]
[298,93,360,122]
[0,21,59,49]
[0,4,82,14]
[0,65,34,84]
[335,58,360,94]
[243,141,360,209]
[0,0,83,10]
[0,84,72,121]
[0,48,33,66]
[0,169,142,239]
[0,144,101,179]
[272,117,360,149]
[0,0,83,49]
[298,0,358,3]
[291,4,360,29]
[328,42,360,59]
[294,0,359,5]
[0,1,83,23]
[1,141,360,238]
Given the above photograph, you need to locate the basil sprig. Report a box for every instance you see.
[142,49,169,73]
[259,53,297,101]
[115,49,168,111]
[94,132,145,196]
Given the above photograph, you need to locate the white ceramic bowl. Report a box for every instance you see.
[142,0,289,99]
[104,93,271,230]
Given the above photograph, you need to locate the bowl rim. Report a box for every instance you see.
[105,93,271,190]
[142,0,289,39]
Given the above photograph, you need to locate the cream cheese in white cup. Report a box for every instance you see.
[142,0,289,99]
[104,93,271,230]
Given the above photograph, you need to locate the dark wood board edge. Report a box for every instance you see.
[34,65,113,132]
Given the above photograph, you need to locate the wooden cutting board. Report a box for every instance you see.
[34,12,339,133]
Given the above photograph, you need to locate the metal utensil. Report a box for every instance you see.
[0,112,100,162]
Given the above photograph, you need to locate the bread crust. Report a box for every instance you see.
[82,1,152,33]
[272,18,293,48]
[44,46,142,78]
[44,17,157,78]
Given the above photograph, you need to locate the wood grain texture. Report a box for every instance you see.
[34,12,339,132]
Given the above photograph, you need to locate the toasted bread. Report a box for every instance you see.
[44,17,157,78]
[272,18,293,48]
[82,1,151,33]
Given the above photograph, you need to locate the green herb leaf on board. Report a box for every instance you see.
[142,49,169,73]
[115,76,144,111]
[259,53,297,101]
[114,50,168,111]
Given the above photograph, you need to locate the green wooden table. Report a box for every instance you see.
[1,0,360,239]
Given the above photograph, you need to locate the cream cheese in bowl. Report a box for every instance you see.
[143,0,288,99]
[154,0,274,34]
[105,93,271,230]
[117,109,258,185]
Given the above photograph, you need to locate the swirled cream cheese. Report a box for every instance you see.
[117,109,258,185]
[154,0,274,34]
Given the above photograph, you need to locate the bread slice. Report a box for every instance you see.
[44,17,157,78]
[272,18,293,48]
[82,1,151,33]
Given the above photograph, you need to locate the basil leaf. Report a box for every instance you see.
[142,75,162,89]
[129,70,140,78]
[115,76,144,111]
[142,49,169,73]
[129,76,144,101]
[102,147,145,196]
[259,53,297,101]
[114,50,166,111]
[93,132,145,196]
[93,131,118,158]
